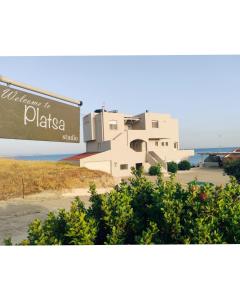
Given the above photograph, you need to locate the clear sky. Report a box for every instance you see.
[0,55,240,155]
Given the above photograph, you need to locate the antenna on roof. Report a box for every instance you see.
[102,101,106,111]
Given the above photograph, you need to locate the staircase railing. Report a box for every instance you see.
[112,132,124,140]
[147,151,168,171]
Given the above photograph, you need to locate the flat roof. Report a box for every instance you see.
[62,152,98,161]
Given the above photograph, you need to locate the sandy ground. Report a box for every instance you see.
[0,167,230,245]
[0,188,112,245]
[169,167,230,186]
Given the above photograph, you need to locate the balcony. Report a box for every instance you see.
[124,117,146,131]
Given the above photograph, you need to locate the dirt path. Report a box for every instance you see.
[0,188,112,245]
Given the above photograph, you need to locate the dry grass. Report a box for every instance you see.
[0,158,115,200]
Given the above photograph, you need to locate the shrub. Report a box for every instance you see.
[9,168,240,245]
[3,237,12,245]
[167,161,178,173]
[224,160,240,182]
[24,198,97,245]
[149,164,161,176]
[178,160,191,171]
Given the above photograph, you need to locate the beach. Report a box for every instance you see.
[0,167,230,244]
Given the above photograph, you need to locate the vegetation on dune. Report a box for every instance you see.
[9,167,240,245]
[0,159,114,200]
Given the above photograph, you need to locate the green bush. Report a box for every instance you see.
[167,161,178,173]
[178,160,191,171]
[9,168,240,245]
[224,160,240,182]
[149,164,161,176]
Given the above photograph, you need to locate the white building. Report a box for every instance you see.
[64,109,194,177]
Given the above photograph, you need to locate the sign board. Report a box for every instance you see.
[0,85,80,143]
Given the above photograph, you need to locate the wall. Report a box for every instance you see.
[145,113,179,140]
[94,113,103,143]
[101,112,125,141]
[86,140,111,153]
[164,149,195,162]
[83,113,95,142]
[84,161,111,173]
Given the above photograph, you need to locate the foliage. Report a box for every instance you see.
[167,161,178,173]
[3,237,12,245]
[178,160,191,171]
[11,168,240,245]
[22,198,97,245]
[149,164,162,176]
[224,160,240,182]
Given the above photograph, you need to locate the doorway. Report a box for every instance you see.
[136,163,143,170]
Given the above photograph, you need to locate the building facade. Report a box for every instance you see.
[64,109,194,177]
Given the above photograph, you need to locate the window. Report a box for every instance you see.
[120,164,128,170]
[152,120,159,128]
[161,142,165,146]
[174,142,179,149]
[109,120,118,130]
[155,141,158,146]
[165,142,168,146]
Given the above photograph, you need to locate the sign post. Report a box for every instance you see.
[0,77,82,143]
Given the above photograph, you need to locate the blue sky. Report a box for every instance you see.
[0,56,240,155]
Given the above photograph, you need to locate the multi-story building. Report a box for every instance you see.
[64,109,194,177]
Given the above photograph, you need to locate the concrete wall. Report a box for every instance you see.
[83,113,96,142]
[86,140,111,153]
[95,113,103,143]
[162,149,195,163]
[84,161,111,173]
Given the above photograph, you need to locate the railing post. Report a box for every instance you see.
[22,177,25,199]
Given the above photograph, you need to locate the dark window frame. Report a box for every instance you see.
[109,120,118,130]
[152,120,159,128]
[120,164,128,170]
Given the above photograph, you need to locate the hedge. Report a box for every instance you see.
[5,168,240,245]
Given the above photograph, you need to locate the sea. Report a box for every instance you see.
[188,147,237,166]
[14,153,77,161]
[12,147,238,166]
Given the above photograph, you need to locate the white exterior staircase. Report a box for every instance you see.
[147,151,168,173]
